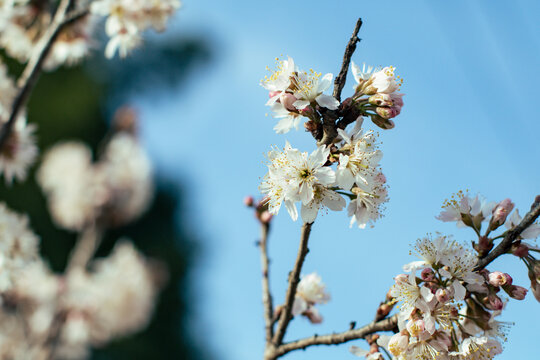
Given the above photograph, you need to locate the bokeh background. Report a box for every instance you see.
[3,0,540,359]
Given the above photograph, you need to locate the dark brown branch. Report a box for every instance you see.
[0,0,85,149]
[259,222,275,343]
[272,222,313,346]
[271,314,398,358]
[476,195,540,269]
[333,18,363,102]
[317,18,363,147]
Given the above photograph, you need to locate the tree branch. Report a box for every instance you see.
[317,18,363,147]
[333,18,363,102]
[476,195,540,270]
[0,0,85,149]
[272,222,313,346]
[271,314,398,358]
[259,222,275,343]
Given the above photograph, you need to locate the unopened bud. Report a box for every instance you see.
[421,268,435,281]
[488,271,512,287]
[280,92,298,111]
[376,106,401,119]
[369,94,393,107]
[244,196,254,207]
[260,211,273,224]
[370,114,395,130]
[436,288,450,303]
[304,307,323,324]
[490,198,514,230]
[484,294,504,310]
[507,285,527,300]
[511,242,529,258]
[474,236,493,257]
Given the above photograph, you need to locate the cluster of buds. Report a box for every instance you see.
[244,195,273,224]
[351,63,404,129]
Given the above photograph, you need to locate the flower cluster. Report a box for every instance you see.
[366,234,528,360]
[0,203,160,359]
[0,61,38,184]
[91,0,181,58]
[261,57,404,134]
[259,56,401,227]
[292,272,330,324]
[260,126,387,226]
[38,130,154,231]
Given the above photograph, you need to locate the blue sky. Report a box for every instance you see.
[133,1,540,359]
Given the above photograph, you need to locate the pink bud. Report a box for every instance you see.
[369,93,393,107]
[512,243,529,258]
[491,198,514,228]
[304,307,323,324]
[280,92,298,111]
[485,294,504,310]
[268,91,281,98]
[243,196,254,207]
[376,106,401,119]
[421,268,435,282]
[260,211,273,224]
[488,271,512,287]
[509,285,527,300]
[435,288,450,303]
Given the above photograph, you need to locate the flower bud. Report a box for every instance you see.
[370,114,395,130]
[388,333,409,356]
[488,271,512,287]
[436,288,450,303]
[304,307,323,324]
[528,265,540,302]
[369,94,393,107]
[280,92,298,111]
[485,294,504,310]
[507,285,527,300]
[421,268,435,281]
[243,196,254,207]
[376,106,401,119]
[259,210,273,224]
[406,319,425,337]
[511,242,529,258]
[490,198,514,230]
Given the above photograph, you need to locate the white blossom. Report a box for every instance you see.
[291,70,339,110]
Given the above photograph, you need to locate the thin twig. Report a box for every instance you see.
[333,18,363,102]
[476,195,540,270]
[318,18,363,147]
[66,222,103,272]
[272,222,313,346]
[260,222,275,343]
[271,314,398,358]
[0,0,85,149]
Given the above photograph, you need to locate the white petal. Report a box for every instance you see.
[316,94,339,110]
[318,73,334,92]
[293,99,310,110]
[301,203,319,223]
[285,200,298,221]
[453,280,466,301]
